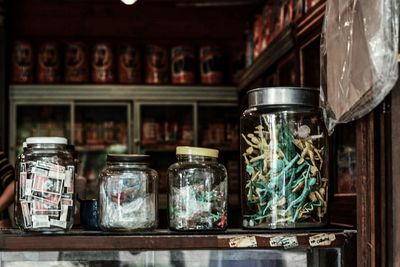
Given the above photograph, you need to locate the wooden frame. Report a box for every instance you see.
[276,51,300,86]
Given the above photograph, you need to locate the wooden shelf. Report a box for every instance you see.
[237,28,295,92]
[9,84,238,102]
[237,1,326,93]
[0,228,355,251]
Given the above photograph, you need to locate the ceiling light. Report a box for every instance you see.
[120,0,138,5]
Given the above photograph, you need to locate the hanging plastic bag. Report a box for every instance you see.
[320,0,399,133]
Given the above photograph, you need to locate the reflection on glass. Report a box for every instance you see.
[75,104,129,200]
[0,249,341,267]
[141,105,193,151]
[336,123,356,194]
[16,105,70,157]
[198,106,239,151]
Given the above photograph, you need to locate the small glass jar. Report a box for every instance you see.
[98,154,158,231]
[240,87,328,229]
[168,146,228,231]
[15,137,75,232]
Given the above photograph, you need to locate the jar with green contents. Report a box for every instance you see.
[240,87,328,228]
[168,146,228,231]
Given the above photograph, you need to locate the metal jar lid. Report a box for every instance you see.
[107,154,150,163]
[247,87,320,108]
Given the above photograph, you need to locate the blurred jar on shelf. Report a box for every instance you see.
[118,43,141,84]
[171,46,195,84]
[200,45,224,85]
[12,41,33,83]
[145,45,169,84]
[37,42,61,83]
[91,42,114,83]
[64,41,88,83]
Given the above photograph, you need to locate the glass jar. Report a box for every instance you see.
[168,146,228,231]
[240,87,328,229]
[15,137,75,232]
[98,154,158,231]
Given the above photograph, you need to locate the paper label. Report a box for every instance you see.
[61,198,73,206]
[32,220,50,228]
[20,172,27,199]
[48,170,66,180]
[25,178,33,196]
[31,167,49,177]
[309,233,336,247]
[37,161,65,173]
[64,166,74,186]
[32,175,63,195]
[270,235,299,249]
[50,219,67,229]
[60,205,69,222]
[229,236,257,248]
[21,201,32,228]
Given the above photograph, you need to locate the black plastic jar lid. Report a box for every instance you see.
[107,154,150,163]
[247,87,320,108]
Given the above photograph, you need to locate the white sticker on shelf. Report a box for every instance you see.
[309,233,336,247]
[228,236,257,248]
[269,235,299,249]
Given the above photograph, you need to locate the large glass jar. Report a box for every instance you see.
[98,154,158,231]
[168,146,228,231]
[15,137,75,232]
[240,87,328,229]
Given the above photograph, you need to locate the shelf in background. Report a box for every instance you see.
[237,1,326,93]
[0,228,356,251]
[9,85,238,102]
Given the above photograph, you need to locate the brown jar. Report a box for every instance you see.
[118,44,141,84]
[64,41,88,83]
[145,45,169,84]
[171,46,195,84]
[92,43,114,83]
[199,45,224,85]
[12,41,33,83]
[37,42,60,83]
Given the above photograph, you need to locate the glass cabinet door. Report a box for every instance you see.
[74,103,130,200]
[134,103,194,227]
[12,104,71,161]
[198,104,240,227]
[137,103,194,152]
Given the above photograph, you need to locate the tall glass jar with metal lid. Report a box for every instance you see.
[168,146,228,231]
[240,87,328,229]
[98,154,158,231]
[15,137,75,232]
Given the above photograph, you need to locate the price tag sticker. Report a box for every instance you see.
[229,236,257,248]
[309,233,336,247]
[270,235,299,249]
